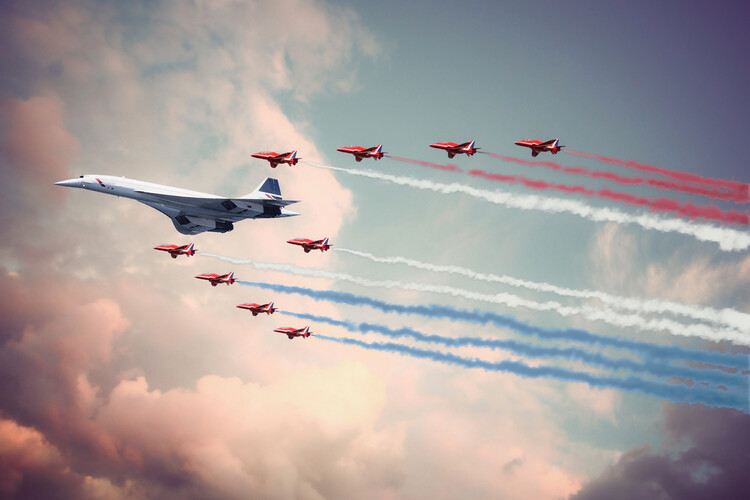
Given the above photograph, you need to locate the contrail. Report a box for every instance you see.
[564,150,749,197]
[238,280,748,369]
[468,169,748,225]
[314,335,747,411]
[199,252,748,344]
[333,247,750,334]
[282,311,745,389]
[386,155,464,173]
[302,161,750,252]
[482,153,749,204]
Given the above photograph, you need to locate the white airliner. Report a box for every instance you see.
[55,175,299,235]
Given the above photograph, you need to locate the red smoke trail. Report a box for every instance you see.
[468,169,749,225]
[565,150,749,197]
[482,153,749,204]
[386,155,464,173]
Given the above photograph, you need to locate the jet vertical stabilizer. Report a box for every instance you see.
[243,177,282,200]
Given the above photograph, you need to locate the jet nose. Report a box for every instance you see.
[54,178,82,188]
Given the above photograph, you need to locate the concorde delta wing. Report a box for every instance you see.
[136,198,239,235]
[136,193,300,235]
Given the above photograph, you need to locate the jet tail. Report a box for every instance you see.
[237,177,299,216]
[243,178,282,199]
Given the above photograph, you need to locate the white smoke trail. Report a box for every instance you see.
[334,248,750,334]
[304,162,750,252]
[199,252,750,345]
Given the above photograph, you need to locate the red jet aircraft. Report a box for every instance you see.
[251,150,300,168]
[154,243,196,259]
[514,138,564,157]
[237,302,277,316]
[336,144,384,162]
[195,272,236,287]
[287,237,331,253]
[273,325,311,340]
[429,140,479,158]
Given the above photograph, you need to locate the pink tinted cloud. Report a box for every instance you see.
[95,363,403,498]
[0,418,80,498]
[0,95,79,189]
[0,268,406,498]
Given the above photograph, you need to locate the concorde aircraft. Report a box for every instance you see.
[54,175,299,235]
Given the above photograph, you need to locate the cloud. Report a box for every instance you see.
[588,223,750,345]
[0,94,80,262]
[569,403,750,500]
[0,265,406,499]
[96,364,404,499]
[0,3,410,497]
[565,385,620,423]
[0,95,79,186]
[0,418,80,499]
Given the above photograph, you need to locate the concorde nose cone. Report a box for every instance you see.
[54,178,82,187]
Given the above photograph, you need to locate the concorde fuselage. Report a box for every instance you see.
[55,174,298,234]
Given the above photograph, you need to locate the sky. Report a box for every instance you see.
[1,1,749,499]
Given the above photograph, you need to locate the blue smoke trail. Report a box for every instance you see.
[238,280,747,370]
[281,311,744,389]
[312,335,746,411]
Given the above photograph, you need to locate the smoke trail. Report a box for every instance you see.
[302,162,750,252]
[200,252,748,344]
[333,247,750,334]
[238,280,748,369]
[282,311,745,388]
[386,155,464,173]
[314,335,746,410]
[565,150,749,196]
[482,153,749,204]
[468,169,748,225]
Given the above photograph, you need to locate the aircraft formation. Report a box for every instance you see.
[248,138,562,165]
[152,238,328,339]
[53,138,562,237]
[55,135,749,358]
[140,138,561,339]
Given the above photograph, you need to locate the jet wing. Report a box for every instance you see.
[136,199,235,235]
[251,197,300,208]
[133,177,298,234]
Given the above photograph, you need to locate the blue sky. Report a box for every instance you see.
[0,1,748,498]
